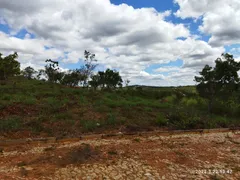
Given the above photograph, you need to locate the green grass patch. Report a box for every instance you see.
[156,113,168,126]
[0,116,23,131]
[81,120,99,132]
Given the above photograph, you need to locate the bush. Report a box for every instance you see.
[206,115,229,128]
[0,116,22,131]
[164,95,176,104]
[156,113,168,126]
[81,120,98,132]
[52,112,73,122]
[23,97,37,105]
[167,110,203,129]
[105,113,117,126]
[1,94,11,101]
[181,97,198,107]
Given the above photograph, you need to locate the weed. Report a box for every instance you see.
[105,113,118,126]
[27,120,45,133]
[17,161,27,167]
[156,113,168,126]
[175,151,185,157]
[0,94,11,101]
[181,97,198,107]
[81,120,98,132]
[108,150,118,155]
[58,144,99,166]
[52,112,73,122]
[144,107,153,112]
[23,97,37,105]
[0,116,22,131]
[133,138,141,142]
[44,146,56,151]
[164,95,176,103]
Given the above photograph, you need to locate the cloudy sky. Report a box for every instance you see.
[0,0,239,86]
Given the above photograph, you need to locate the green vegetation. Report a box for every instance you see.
[0,52,239,138]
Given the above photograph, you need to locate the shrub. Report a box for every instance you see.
[1,94,11,101]
[167,110,202,129]
[156,113,168,126]
[164,95,176,104]
[181,97,198,107]
[105,113,118,126]
[81,120,98,132]
[23,97,37,105]
[206,115,229,128]
[0,116,22,131]
[52,112,73,122]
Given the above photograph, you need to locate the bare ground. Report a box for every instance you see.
[0,131,239,180]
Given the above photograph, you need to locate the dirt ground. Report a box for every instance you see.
[0,131,239,180]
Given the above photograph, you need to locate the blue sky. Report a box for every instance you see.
[0,0,239,86]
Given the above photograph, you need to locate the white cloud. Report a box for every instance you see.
[0,0,228,86]
[154,66,181,73]
[175,0,240,46]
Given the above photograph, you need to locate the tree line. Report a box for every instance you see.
[1,50,240,113]
[0,50,123,89]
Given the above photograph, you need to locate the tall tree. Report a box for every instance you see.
[89,74,101,90]
[89,69,123,90]
[195,53,240,113]
[104,69,123,89]
[82,50,98,87]
[61,69,86,87]
[0,52,20,80]
[44,59,63,83]
[22,66,37,80]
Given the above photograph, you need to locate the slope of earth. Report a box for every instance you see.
[0,131,239,180]
[1,77,240,140]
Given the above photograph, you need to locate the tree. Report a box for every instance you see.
[44,59,63,83]
[36,69,45,80]
[195,53,240,113]
[22,66,37,80]
[0,52,20,80]
[61,69,86,87]
[89,74,101,90]
[104,69,123,89]
[125,79,130,87]
[82,50,98,87]
[89,68,123,90]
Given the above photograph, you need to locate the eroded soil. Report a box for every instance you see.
[0,131,239,180]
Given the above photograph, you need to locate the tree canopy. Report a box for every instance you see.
[89,68,123,90]
[22,66,37,80]
[0,52,20,80]
[195,53,240,113]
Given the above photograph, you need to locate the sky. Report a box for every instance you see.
[0,0,240,86]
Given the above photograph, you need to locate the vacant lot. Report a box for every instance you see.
[0,131,239,180]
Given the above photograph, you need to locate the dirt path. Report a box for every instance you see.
[0,131,239,180]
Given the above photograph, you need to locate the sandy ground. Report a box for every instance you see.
[0,131,239,180]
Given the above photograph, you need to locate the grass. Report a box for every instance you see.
[0,76,239,137]
[0,116,22,132]
[156,113,168,127]
[81,120,99,132]
[105,113,118,126]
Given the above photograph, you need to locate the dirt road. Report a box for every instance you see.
[0,130,239,180]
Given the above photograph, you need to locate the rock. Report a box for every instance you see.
[144,172,152,176]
